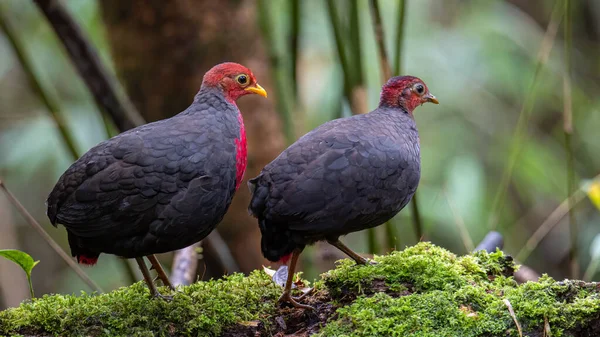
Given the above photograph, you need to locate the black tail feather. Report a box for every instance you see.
[249,174,299,262]
[259,218,298,262]
[67,231,100,264]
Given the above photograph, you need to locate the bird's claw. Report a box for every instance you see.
[353,257,377,266]
[278,291,315,311]
[365,259,378,266]
[150,291,174,301]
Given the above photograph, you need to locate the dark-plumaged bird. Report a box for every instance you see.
[47,62,267,298]
[249,76,438,309]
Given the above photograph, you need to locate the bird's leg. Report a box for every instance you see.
[135,257,172,300]
[146,254,175,290]
[327,239,373,265]
[277,248,315,311]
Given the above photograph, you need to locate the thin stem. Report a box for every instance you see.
[28,275,34,299]
[0,10,79,159]
[443,190,474,251]
[0,180,104,293]
[516,182,595,262]
[203,231,240,273]
[367,227,379,255]
[393,0,407,76]
[326,0,353,99]
[33,0,145,131]
[563,0,578,279]
[583,257,599,281]
[487,0,564,229]
[1,8,139,287]
[350,0,363,85]
[34,0,234,281]
[368,0,392,80]
[290,0,300,97]
[368,0,421,244]
[257,0,295,144]
[384,219,397,251]
[410,194,423,242]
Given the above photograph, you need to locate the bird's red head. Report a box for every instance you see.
[379,76,439,113]
[202,62,268,102]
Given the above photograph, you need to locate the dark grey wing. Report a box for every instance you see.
[47,116,237,239]
[261,118,420,234]
[46,140,118,227]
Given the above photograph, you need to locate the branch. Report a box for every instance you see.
[367,0,422,244]
[32,0,144,131]
[257,0,295,144]
[290,0,300,98]
[368,0,392,80]
[325,0,354,102]
[562,0,578,279]
[32,0,242,283]
[473,231,541,283]
[474,231,504,253]
[203,232,240,274]
[0,180,103,293]
[171,232,241,286]
[0,9,78,159]
[393,0,407,76]
[487,0,565,229]
[516,186,589,262]
[170,244,199,286]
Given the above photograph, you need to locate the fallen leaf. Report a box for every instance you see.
[263,265,276,278]
[239,321,260,327]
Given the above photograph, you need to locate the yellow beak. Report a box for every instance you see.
[425,93,439,104]
[244,83,268,98]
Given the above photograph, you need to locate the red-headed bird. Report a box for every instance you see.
[249,76,437,309]
[47,62,267,298]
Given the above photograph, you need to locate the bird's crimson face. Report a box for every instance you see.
[380,76,438,113]
[202,62,268,102]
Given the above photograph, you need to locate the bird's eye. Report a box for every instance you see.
[236,74,248,85]
[414,84,425,95]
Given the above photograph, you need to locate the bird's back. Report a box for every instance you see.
[48,90,241,257]
[249,108,421,261]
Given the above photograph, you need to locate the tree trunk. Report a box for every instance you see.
[100,0,284,275]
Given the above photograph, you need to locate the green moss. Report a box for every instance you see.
[320,242,513,298]
[1,243,598,337]
[0,271,280,337]
[318,243,600,337]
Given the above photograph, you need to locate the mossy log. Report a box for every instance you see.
[1,243,598,337]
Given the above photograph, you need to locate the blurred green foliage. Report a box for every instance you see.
[0,0,599,306]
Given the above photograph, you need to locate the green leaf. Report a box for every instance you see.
[0,249,39,298]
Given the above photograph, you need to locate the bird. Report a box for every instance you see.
[248,75,438,309]
[47,62,267,299]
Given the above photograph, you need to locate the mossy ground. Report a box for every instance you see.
[1,243,598,337]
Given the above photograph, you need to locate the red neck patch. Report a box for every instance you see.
[226,97,248,190]
[234,111,247,190]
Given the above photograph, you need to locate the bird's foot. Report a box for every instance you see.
[353,256,377,266]
[365,258,378,266]
[278,291,315,311]
[150,290,174,301]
